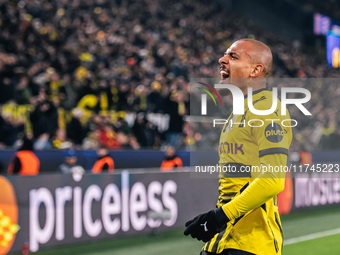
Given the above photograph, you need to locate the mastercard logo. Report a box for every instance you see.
[0,176,19,254]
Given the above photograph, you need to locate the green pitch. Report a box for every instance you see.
[10,206,340,255]
[283,233,340,255]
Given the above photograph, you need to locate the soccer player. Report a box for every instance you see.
[184,39,292,255]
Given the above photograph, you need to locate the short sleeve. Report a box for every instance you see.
[248,107,292,158]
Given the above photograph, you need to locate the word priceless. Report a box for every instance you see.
[29,173,177,252]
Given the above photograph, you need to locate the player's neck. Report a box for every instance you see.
[242,78,266,96]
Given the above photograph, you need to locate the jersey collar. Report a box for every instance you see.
[244,88,269,99]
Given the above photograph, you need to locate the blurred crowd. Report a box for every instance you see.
[0,0,339,151]
[293,0,340,20]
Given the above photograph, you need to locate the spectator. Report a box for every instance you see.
[57,149,85,174]
[0,112,24,148]
[0,77,15,104]
[53,129,73,149]
[96,79,113,112]
[66,108,86,147]
[147,81,164,113]
[7,136,40,175]
[99,124,121,149]
[160,146,183,171]
[45,70,67,107]
[15,77,32,105]
[30,99,58,150]
[91,146,114,174]
[132,112,158,148]
[165,91,187,149]
[114,117,132,135]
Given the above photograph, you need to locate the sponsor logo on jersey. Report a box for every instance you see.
[219,142,244,155]
[265,123,285,143]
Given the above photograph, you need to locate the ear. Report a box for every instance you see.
[250,64,264,78]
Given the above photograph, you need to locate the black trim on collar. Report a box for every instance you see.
[244,88,270,99]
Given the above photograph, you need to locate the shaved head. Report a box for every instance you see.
[237,39,273,77]
[219,38,273,92]
[236,39,273,77]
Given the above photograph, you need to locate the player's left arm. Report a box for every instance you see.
[221,153,286,221]
[222,109,292,220]
[184,153,287,241]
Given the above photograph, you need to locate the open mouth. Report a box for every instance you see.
[220,70,230,80]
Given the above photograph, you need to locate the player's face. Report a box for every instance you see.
[219,41,255,83]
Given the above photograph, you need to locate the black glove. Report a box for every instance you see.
[184,207,229,242]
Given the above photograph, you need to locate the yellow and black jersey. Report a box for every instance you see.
[204,88,292,255]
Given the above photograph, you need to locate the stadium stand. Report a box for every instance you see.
[0,0,339,152]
